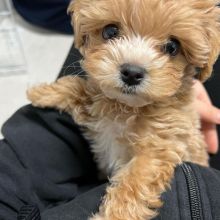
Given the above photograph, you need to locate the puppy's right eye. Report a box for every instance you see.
[102,24,119,40]
[164,39,180,57]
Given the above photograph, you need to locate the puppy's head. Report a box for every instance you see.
[68,0,220,107]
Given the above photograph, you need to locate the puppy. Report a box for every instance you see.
[27,0,220,219]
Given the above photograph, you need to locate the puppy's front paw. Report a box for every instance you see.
[27,76,86,114]
[27,84,53,108]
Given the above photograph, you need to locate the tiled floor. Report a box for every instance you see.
[0,11,73,138]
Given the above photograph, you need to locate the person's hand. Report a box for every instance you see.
[193,80,220,154]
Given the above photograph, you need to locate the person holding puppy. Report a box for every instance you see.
[0,0,220,219]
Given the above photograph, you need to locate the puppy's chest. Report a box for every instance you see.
[83,117,131,175]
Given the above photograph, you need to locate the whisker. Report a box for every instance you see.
[62,60,81,67]
[71,69,84,75]
[61,59,82,76]
[70,70,87,79]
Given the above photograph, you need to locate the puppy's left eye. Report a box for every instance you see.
[164,39,180,56]
[102,24,119,40]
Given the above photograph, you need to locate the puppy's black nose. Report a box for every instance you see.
[120,63,146,86]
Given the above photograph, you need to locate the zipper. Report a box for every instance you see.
[181,163,203,220]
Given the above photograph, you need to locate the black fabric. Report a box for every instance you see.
[18,205,41,220]
[59,46,83,77]
[41,184,106,220]
[190,164,220,220]
[2,105,220,220]
[156,163,220,220]
[40,163,220,220]
[0,105,101,220]
[12,0,73,34]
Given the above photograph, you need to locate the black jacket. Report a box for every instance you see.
[0,105,100,220]
[12,0,73,34]
[1,105,220,220]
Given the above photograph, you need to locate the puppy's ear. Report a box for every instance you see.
[68,0,88,53]
[195,2,220,81]
[180,1,220,81]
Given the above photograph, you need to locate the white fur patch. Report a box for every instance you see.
[84,117,131,176]
[108,35,167,70]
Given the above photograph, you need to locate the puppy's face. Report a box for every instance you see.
[69,0,220,107]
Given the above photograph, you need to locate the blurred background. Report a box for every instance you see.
[0,0,73,138]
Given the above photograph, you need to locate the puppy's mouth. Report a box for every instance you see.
[121,86,137,95]
[102,84,151,107]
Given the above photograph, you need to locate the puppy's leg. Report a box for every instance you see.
[27,76,87,116]
[90,153,180,220]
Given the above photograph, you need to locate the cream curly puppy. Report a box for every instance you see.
[28,0,220,219]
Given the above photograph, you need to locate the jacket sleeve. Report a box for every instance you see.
[0,105,99,220]
[41,184,107,220]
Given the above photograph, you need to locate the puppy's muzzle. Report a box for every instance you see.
[120,63,146,86]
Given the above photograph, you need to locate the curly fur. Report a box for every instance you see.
[27,0,220,219]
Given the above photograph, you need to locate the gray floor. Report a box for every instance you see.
[0,10,73,138]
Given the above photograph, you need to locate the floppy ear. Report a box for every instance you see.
[176,1,220,81]
[195,2,220,81]
[68,0,89,53]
